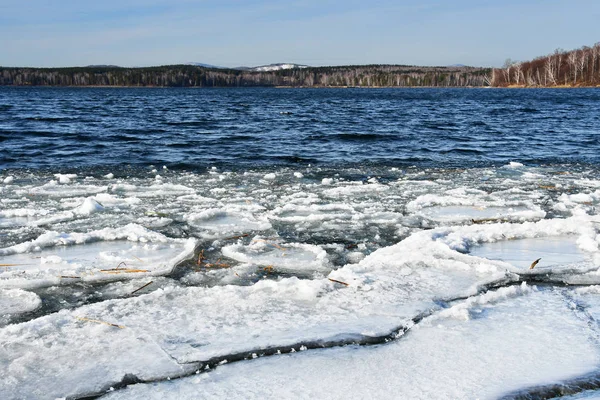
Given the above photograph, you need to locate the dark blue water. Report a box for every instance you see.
[1,87,599,171]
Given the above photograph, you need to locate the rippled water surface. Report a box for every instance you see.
[1,87,599,170]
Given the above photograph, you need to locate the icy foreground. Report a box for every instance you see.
[2,164,600,399]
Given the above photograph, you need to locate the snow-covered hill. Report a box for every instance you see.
[248,63,309,72]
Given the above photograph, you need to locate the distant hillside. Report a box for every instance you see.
[491,42,600,87]
[0,64,491,87]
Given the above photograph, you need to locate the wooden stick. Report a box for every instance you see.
[75,316,125,329]
[529,258,541,269]
[205,258,230,268]
[328,278,349,286]
[471,218,510,224]
[60,276,81,279]
[197,249,204,266]
[100,269,149,274]
[130,281,153,296]
[224,233,249,240]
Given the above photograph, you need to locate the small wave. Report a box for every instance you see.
[164,120,214,127]
[17,130,58,138]
[422,122,459,131]
[439,148,485,155]
[24,116,74,122]
[519,107,539,113]
[331,133,390,141]
[270,155,317,164]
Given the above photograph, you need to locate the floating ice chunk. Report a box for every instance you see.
[323,182,389,197]
[321,178,333,185]
[3,176,14,184]
[346,251,365,263]
[559,191,600,205]
[505,161,524,168]
[270,203,354,223]
[54,173,78,184]
[104,173,115,179]
[0,288,41,315]
[0,224,195,288]
[176,194,219,204]
[418,205,544,223]
[40,255,63,264]
[111,183,194,198]
[222,239,330,273]
[136,216,173,229]
[293,172,304,178]
[187,209,271,234]
[76,197,105,216]
[0,208,52,228]
[263,173,276,180]
[18,181,108,198]
[0,237,195,289]
[93,193,141,208]
[469,236,589,270]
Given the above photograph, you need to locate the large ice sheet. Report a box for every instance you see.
[104,289,600,400]
[0,310,191,400]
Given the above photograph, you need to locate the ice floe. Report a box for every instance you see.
[0,224,195,289]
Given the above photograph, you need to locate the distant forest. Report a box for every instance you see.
[2,42,599,88]
[0,64,490,88]
[491,42,600,87]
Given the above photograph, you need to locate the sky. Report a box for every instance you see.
[1,0,599,68]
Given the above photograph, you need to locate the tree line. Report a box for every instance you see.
[0,64,491,88]
[491,42,600,87]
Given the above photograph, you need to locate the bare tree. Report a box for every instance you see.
[545,57,557,85]
[513,62,523,85]
[502,58,513,85]
[568,51,578,84]
[577,49,587,84]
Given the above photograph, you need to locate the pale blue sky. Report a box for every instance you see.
[1,0,598,68]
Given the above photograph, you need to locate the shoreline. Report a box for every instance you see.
[1,84,600,89]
